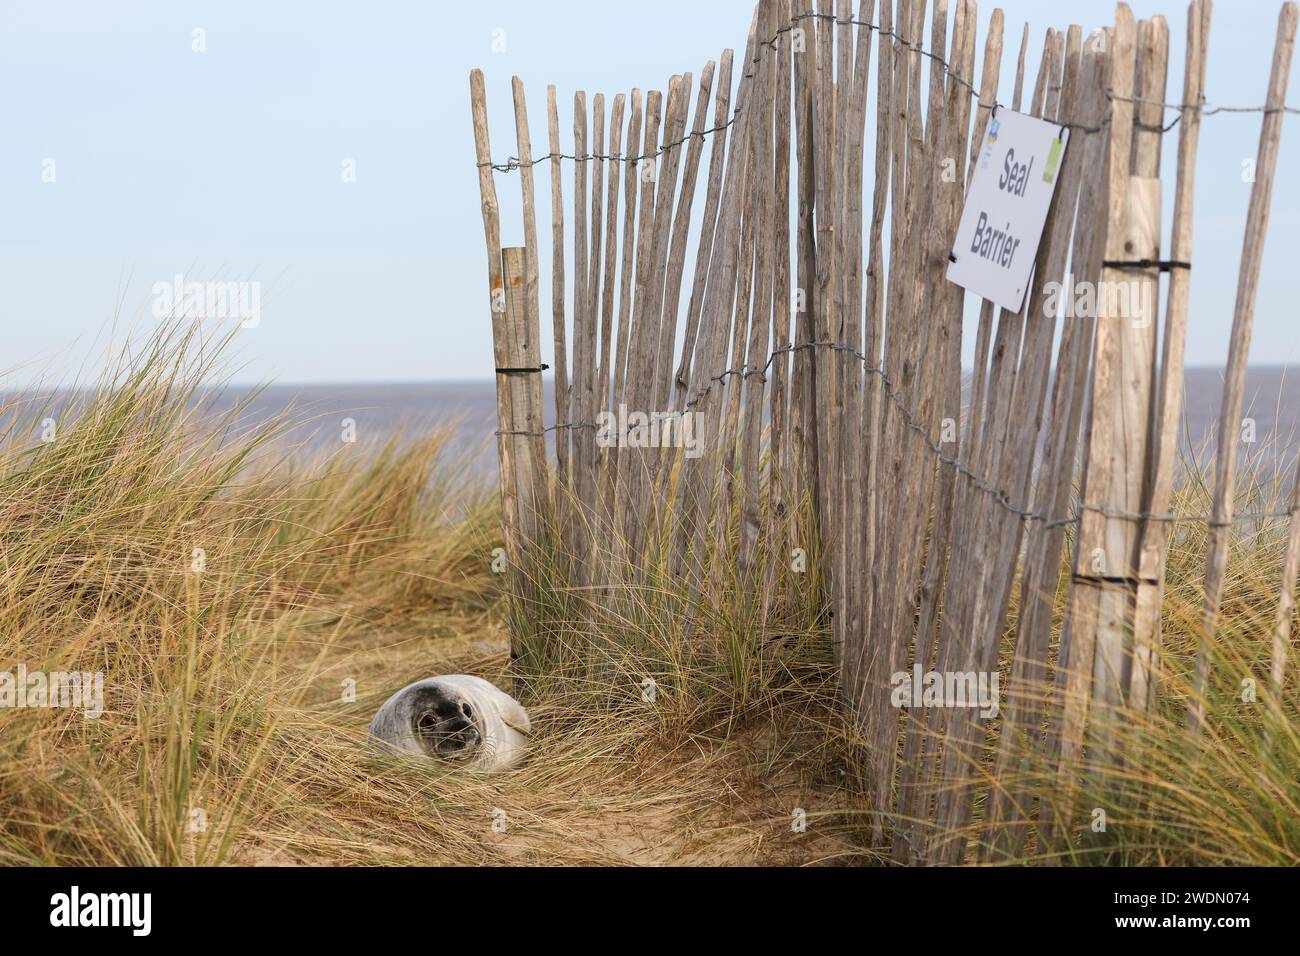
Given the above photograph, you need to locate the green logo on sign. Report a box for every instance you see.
[1042,138,1063,183]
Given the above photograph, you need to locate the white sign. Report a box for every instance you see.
[946,108,1069,313]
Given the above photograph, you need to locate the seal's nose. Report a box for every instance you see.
[447,715,472,734]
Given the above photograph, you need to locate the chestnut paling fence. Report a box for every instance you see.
[471,0,1300,863]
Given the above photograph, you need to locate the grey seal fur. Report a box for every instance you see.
[368,675,531,772]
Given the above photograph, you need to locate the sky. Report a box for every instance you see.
[0,0,1296,386]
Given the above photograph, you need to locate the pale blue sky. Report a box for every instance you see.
[1,0,1296,385]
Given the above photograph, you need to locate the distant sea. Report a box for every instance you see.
[213,367,1299,478]
[5,368,1296,483]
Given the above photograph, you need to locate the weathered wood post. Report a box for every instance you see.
[1055,6,1140,774]
[1189,0,1297,736]
[499,246,550,551]
[472,68,551,669]
[1128,0,1210,714]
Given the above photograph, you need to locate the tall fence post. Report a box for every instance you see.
[471,70,522,575]
[1189,1,1298,736]
[1127,2,1209,714]
[496,245,551,669]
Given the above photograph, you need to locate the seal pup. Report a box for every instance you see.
[368,675,531,772]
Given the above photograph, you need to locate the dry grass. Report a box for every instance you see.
[0,324,867,867]
[0,324,1294,866]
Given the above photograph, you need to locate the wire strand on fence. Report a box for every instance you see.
[494,338,1300,533]
[477,10,1297,173]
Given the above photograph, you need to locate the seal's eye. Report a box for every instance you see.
[417,713,438,735]
[461,702,474,719]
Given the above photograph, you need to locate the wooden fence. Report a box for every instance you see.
[471,0,1299,863]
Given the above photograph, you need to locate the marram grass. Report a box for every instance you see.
[0,326,1294,865]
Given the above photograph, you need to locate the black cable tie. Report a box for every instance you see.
[1102,259,1191,272]
[1071,572,1161,587]
[495,363,550,375]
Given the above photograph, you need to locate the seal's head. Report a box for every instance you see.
[369,675,531,772]
[410,684,482,759]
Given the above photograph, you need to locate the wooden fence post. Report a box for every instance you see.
[499,247,550,554]
[1130,0,1210,714]
[762,0,797,623]
[471,70,522,579]
[1189,1,1297,736]
[546,87,571,545]
[1085,14,1165,738]
[790,0,822,597]
[1055,6,1138,784]
[738,0,779,579]
[851,0,897,721]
